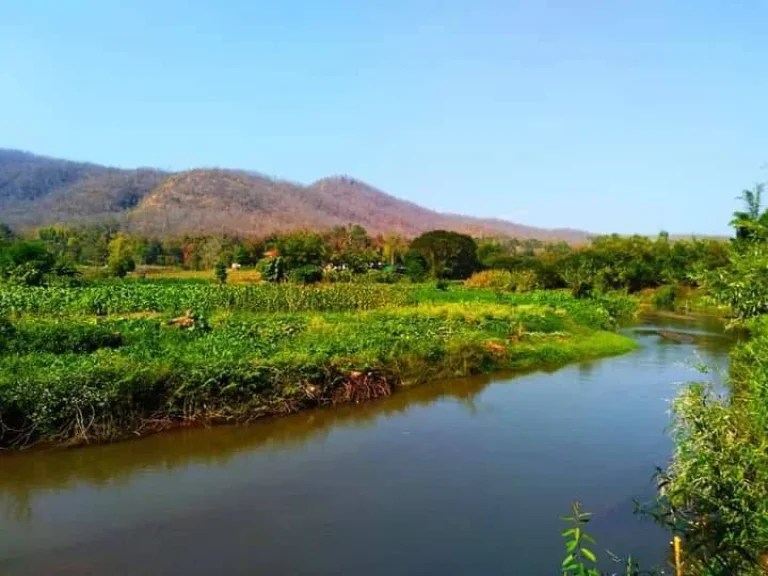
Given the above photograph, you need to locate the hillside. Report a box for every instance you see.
[0,149,588,240]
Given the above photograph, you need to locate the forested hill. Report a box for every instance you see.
[0,149,588,240]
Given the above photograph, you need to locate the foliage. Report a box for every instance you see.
[650,180,768,575]
[276,232,326,271]
[0,240,71,286]
[475,233,729,295]
[652,285,677,310]
[560,502,657,576]
[410,230,479,279]
[0,314,15,352]
[214,259,228,284]
[258,256,286,283]
[561,501,600,575]
[706,242,768,321]
[465,270,515,289]
[288,264,323,284]
[107,233,137,278]
[0,223,15,243]
[0,283,635,448]
[730,183,768,242]
[403,249,428,282]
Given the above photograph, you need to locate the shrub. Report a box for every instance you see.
[214,260,228,284]
[0,315,16,352]
[262,257,287,283]
[358,269,401,284]
[289,265,323,285]
[403,249,428,282]
[108,255,136,278]
[465,270,514,289]
[466,269,539,292]
[509,270,540,292]
[652,285,676,310]
[10,320,123,354]
[323,269,355,283]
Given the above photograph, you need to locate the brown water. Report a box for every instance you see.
[0,316,733,575]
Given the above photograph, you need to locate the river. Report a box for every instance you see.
[0,316,733,575]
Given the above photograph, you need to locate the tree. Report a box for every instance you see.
[144,239,164,265]
[107,233,136,278]
[558,251,599,298]
[0,240,57,286]
[381,233,408,267]
[410,230,479,279]
[277,232,326,271]
[214,259,228,284]
[731,183,767,242]
[262,256,286,282]
[402,249,428,282]
[233,244,250,266]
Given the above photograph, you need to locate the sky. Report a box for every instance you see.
[2,0,767,235]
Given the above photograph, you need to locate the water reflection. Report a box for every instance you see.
[0,370,509,522]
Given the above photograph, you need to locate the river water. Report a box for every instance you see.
[0,316,733,575]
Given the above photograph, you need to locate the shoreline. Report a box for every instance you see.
[0,328,637,452]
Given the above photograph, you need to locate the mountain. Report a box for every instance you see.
[0,149,588,240]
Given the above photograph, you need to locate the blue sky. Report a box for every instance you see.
[2,1,767,235]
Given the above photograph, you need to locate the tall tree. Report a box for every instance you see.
[731,183,767,241]
[410,230,479,279]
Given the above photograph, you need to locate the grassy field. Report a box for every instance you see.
[0,282,637,449]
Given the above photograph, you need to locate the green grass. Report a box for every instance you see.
[0,281,637,448]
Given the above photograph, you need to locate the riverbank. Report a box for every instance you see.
[1,314,727,575]
[0,283,637,449]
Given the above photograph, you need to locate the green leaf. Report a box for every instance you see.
[581,548,597,563]
[561,554,575,568]
[566,539,578,552]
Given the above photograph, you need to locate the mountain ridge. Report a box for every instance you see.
[0,148,589,241]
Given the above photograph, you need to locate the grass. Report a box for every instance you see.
[0,282,637,449]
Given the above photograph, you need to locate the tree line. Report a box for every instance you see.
[0,218,732,289]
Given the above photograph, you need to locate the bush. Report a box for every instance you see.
[108,255,135,278]
[361,269,401,284]
[0,315,16,352]
[288,265,324,285]
[9,320,123,354]
[465,270,514,289]
[257,257,286,283]
[323,269,355,283]
[652,285,676,310]
[403,249,428,282]
[214,260,228,284]
[509,270,539,292]
[466,269,540,292]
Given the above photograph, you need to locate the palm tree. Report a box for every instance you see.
[731,183,766,241]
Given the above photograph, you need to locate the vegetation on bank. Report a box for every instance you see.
[1,216,729,293]
[633,183,768,575]
[0,283,635,449]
